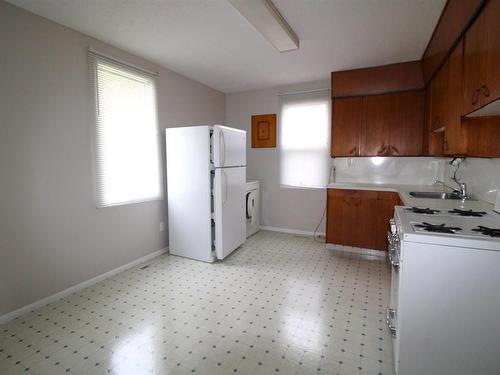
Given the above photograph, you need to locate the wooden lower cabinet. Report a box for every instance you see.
[326,189,401,251]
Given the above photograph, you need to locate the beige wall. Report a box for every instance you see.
[225,81,329,234]
[0,1,224,316]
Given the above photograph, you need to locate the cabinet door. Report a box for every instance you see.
[430,63,447,132]
[422,84,432,155]
[331,97,362,156]
[360,95,392,156]
[327,190,357,245]
[443,38,466,155]
[354,198,379,249]
[389,91,424,156]
[482,0,500,108]
[327,189,378,248]
[462,9,485,114]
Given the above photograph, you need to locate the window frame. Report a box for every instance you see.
[89,50,163,208]
[278,94,331,190]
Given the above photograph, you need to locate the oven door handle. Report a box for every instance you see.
[389,218,396,234]
[387,232,400,268]
[386,308,397,338]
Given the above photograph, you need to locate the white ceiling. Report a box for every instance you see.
[7,0,446,93]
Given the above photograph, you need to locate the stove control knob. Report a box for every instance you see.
[389,218,397,235]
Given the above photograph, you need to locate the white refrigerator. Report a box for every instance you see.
[166,125,246,262]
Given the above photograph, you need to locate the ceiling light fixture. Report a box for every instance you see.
[228,0,299,52]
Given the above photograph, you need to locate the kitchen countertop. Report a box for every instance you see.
[327,182,494,211]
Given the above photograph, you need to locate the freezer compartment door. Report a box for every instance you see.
[212,125,246,167]
[214,167,246,260]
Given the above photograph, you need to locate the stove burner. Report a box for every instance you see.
[448,209,487,217]
[408,207,441,214]
[471,226,500,237]
[413,222,462,234]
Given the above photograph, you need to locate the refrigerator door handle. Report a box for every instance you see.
[219,130,226,167]
[223,170,228,204]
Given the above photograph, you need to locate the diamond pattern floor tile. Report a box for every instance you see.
[1,231,394,375]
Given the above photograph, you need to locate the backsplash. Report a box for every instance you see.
[332,156,500,205]
[443,158,500,204]
[332,157,445,185]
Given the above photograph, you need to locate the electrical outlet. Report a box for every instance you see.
[159,222,165,232]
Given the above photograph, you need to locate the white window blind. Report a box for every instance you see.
[90,52,162,207]
[279,93,330,188]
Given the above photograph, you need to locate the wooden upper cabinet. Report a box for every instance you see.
[360,91,423,156]
[331,62,425,157]
[430,62,447,132]
[331,61,424,98]
[463,0,500,115]
[483,0,500,109]
[463,8,485,114]
[464,116,500,157]
[422,0,485,83]
[422,84,432,155]
[443,38,465,155]
[360,94,393,156]
[390,91,424,156]
[331,98,362,157]
[426,39,465,156]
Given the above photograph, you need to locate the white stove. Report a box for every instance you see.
[395,206,500,250]
[387,206,500,375]
[403,206,490,218]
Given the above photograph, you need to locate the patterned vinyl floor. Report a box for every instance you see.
[0,230,394,375]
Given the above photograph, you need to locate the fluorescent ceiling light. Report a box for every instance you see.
[228,0,299,52]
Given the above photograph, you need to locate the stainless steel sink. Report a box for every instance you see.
[409,191,469,200]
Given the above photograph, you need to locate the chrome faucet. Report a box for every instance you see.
[451,175,468,200]
[434,178,468,199]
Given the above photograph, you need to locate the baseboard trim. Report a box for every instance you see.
[326,243,387,258]
[261,226,326,237]
[0,247,168,325]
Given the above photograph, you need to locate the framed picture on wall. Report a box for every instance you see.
[251,113,276,148]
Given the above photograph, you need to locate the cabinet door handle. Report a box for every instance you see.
[345,197,360,206]
[348,146,357,155]
[481,85,491,97]
[391,146,399,155]
[433,115,444,128]
[433,116,439,127]
[472,88,480,105]
[377,145,387,155]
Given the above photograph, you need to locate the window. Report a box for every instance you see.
[279,94,330,188]
[91,53,162,207]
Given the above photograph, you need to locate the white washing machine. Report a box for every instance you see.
[245,180,260,238]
